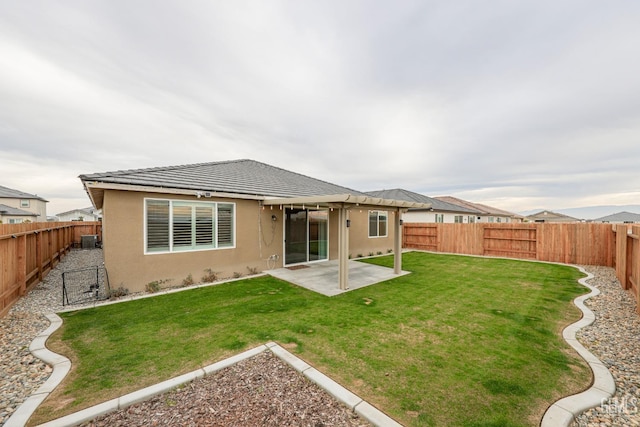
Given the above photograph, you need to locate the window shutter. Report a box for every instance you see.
[172,204,193,249]
[378,212,387,236]
[369,211,377,237]
[147,200,170,252]
[195,206,214,246]
[217,204,234,247]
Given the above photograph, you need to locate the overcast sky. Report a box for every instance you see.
[1,1,639,216]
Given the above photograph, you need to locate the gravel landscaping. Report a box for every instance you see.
[1,249,639,426]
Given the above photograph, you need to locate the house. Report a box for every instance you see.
[0,185,48,223]
[0,204,38,224]
[593,211,640,224]
[526,210,579,223]
[366,189,481,223]
[80,159,431,293]
[56,207,102,222]
[434,196,523,223]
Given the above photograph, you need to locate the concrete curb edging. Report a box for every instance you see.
[267,343,402,426]
[5,314,69,427]
[540,267,616,427]
[10,321,401,427]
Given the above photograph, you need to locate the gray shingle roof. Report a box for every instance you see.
[435,196,520,217]
[0,204,37,216]
[594,211,640,223]
[366,189,480,213]
[0,185,48,201]
[80,159,367,198]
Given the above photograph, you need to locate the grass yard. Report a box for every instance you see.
[34,252,590,426]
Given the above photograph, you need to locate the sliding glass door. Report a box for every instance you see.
[308,210,328,261]
[285,208,328,265]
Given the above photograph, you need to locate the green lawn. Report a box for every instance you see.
[36,252,590,426]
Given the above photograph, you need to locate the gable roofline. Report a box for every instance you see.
[0,185,49,202]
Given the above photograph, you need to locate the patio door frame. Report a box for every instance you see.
[284,207,329,266]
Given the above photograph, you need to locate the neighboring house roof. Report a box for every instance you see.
[526,210,579,222]
[594,211,640,223]
[0,204,38,217]
[81,159,432,211]
[56,207,100,217]
[366,189,479,214]
[434,196,521,218]
[0,185,48,202]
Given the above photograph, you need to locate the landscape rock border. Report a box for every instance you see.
[540,266,616,426]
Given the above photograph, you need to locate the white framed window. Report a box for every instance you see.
[145,199,235,253]
[368,210,388,238]
[454,215,463,223]
[435,213,444,223]
[468,216,475,223]
[20,200,30,208]
[488,216,495,223]
[9,218,23,224]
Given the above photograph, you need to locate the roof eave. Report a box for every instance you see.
[263,194,431,210]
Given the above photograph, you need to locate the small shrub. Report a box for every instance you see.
[348,254,352,259]
[146,281,161,293]
[182,273,195,287]
[357,253,363,258]
[201,268,219,283]
[387,248,393,253]
[376,251,383,255]
[145,279,168,293]
[109,286,129,298]
[233,272,243,279]
[368,252,375,257]
[246,266,259,275]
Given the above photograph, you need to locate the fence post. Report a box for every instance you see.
[35,231,43,282]
[17,234,27,296]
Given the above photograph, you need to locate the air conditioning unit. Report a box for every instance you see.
[81,235,97,249]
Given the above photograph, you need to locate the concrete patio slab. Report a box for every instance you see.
[268,258,410,296]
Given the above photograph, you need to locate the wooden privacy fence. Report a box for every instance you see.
[0,221,102,317]
[403,223,616,267]
[614,225,640,313]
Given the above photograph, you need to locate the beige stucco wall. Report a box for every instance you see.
[101,190,398,293]
[102,190,285,293]
[346,209,397,258]
[0,197,47,222]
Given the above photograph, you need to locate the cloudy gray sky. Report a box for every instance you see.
[1,0,639,216]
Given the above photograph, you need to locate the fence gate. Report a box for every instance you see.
[62,266,110,306]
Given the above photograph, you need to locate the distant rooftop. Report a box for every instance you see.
[0,203,38,216]
[526,210,579,222]
[435,196,520,217]
[56,207,99,216]
[0,185,48,202]
[594,211,640,223]
[366,189,477,213]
